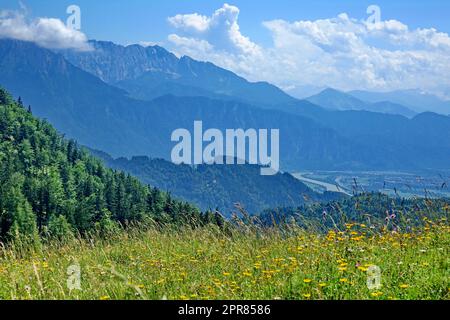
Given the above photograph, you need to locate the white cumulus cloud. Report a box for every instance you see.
[168,3,261,56]
[167,4,450,97]
[0,10,91,51]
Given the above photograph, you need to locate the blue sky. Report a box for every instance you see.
[2,0,449,46]
[1,0,450,96]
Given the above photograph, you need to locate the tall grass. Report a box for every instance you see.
[0,218,448,300]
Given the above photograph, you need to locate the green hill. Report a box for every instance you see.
[91,151,344,216]
[0,88,216,243]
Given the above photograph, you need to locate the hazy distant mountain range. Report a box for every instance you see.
[284,85,326,100]
[349,89,450,115]
[1,38,450,173]
[306,88,417,118]
[282,86,450,117]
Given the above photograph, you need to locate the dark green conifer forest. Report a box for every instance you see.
[0,87,221,242]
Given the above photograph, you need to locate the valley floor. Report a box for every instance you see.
[0,223,449,300]
[293,171,450,198]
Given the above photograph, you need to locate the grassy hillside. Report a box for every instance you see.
[259,193,450,231]
[0,221,448,300]
[0,86,448,301]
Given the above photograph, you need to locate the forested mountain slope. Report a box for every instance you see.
[0,88,215,242]
[92,150,344,216]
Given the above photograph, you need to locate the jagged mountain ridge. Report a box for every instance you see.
[61,40,296,107]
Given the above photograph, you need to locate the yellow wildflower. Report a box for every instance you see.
[370,291,383,297]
